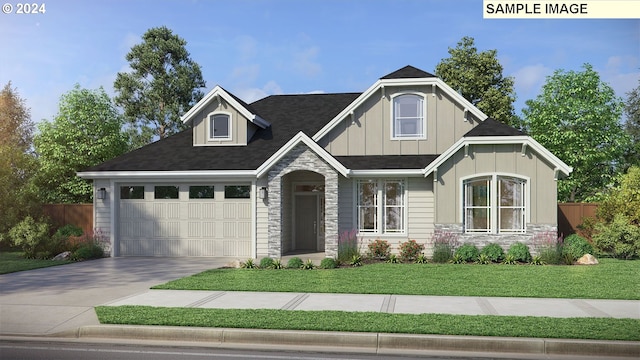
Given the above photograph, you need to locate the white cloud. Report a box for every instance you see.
[602,55,640,98]
[512,64,553,95]
[235,35,258,62]
[234,80,283,103]
[293,46,321,77]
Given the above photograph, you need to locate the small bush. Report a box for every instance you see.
[286,257,303,269]
[301,259,316,270]
[562,234,595,262]
[399,240,424,262]
[454,243,479,262]
[480,243,505,262]
[55,224,84,238]
[319,257,337,269]
[241,258,257,269]
[71,242,104,261]
[430,230,459,263]
[593,214,640,259]
[507,242,532,263]
[259,257,275,269]
[8,216,50,259]
[533,232,563,265]
[337,229,360,264]
[367,239,390,259]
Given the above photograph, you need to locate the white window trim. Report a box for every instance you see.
[460,173,530,234]
[207,111,232,141]
[355,178,407,235]
[389,92,427,140]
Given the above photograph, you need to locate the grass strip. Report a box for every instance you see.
[96,306,640,341]
[0,251,73,274]
[154,259,640,300]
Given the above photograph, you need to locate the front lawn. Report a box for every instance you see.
[0,251,73,274]
[155,258,639,300]
[95,306,640,341]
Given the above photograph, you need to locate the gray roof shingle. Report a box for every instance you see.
[464,117,525,137]
[381,65,436,79]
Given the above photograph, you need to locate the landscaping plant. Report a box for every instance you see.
[286,257,303,269]
[271,259,284,269]
[337,229,360,264]
[506,242,532,263]
[349,254,362,267]
[414,253,428,264]
[241,258,257,269]
[561,234,595,262]
[398,239,424,262]
[430,230,459,263]
[319,258,337,269]
[480,243,505,263]
[593,214,640,259]
[386,254,400,263]
[454,243,479,263]
[366,239,390,260]
[8,216,51,259]
[476,253,491,265]
[301,259,316,270]
[532,231,563,265]
[259,257,275,269]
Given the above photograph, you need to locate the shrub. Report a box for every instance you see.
[286,257,303,269]
[454,243,479,262]
[386,254,400,263]
[259,257,275,269]
[430,230,459,263]
[337,229,360,264]
[476,253,491,265]
[414,253,428,264]
[502,254,517,265]
[366,239,390,260]
[301,259,316,270]
[349,254,362,267]
[399,240,424,262]
[8,216,50,259]
[271,259,284,269]
[532,231,563,265]
[507,242,532,263]
[319,257,337,269]
[241,258,257,269]
[593,214,640,259]
[562,234,595,262]
[480,243,505,262]
[449,253,465,264]
[71,242,104,261]
[530,255,545,265]
[55,224,83,238]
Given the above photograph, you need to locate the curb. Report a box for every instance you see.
[71,325,640,358]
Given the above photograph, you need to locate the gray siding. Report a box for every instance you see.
[318,86,480,156]
[435,144,557,225]
[191,98,251,146]
[255,177,269,257]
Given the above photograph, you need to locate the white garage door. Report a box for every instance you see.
[118,184,252,257]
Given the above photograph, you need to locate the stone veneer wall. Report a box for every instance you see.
[267,144,339,258]
[433,223,557,255]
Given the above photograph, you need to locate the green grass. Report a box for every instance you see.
[0,251,73,274]
[154,258,640,300]
[95,306,640,341]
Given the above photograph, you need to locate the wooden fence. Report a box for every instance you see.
[557,203,598,238]
[43,204,93,235]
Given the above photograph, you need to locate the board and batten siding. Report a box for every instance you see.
[318,86,479,156]
[191,98,254,146]
[435,144,557,225]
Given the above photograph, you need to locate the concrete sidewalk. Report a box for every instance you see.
[104,290,640,318]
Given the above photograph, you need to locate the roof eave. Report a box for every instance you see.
[77,170,258,179]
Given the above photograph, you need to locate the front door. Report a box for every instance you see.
[294,195,319,251]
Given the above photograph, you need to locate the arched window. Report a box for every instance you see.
[463,175,527,233]
[392,94,425,139]
[209,113,231,140]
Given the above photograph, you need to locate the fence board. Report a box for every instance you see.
[557,203,598,238]
[43,204,93,235]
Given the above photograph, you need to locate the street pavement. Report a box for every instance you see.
[0,256,639,358]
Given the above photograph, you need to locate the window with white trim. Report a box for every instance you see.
[357,179,405,234]
[209,113,231,140]
[463,175,526,233]
[392,94,425,139]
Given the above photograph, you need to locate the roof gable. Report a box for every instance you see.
[381,65,436,79]
[464,117,525,137]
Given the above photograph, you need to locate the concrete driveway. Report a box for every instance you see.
[0,257,231,335]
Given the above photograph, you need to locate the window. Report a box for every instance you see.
[463,175,527,233]
[357,179,405,234]
[209,113,230,140]
[393,94,425,139]
[120,186,144,199]
[189,186,215,199]
[154,186,179,199]
[224,185,250,199]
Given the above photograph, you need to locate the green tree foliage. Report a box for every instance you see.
[623,79,640,168]
[435,36,518,128]
[34,85,129,203]
[114,26,206,143]
[0,82,39,238]
[522,64,630,202]
[596,166,640,226]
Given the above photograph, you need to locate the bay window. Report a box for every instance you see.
[463,175,527,233]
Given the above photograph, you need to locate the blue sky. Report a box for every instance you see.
[1,0,638,124]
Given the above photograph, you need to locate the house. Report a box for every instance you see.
[78,65,572,258]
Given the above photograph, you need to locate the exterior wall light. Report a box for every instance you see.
[97,188,107,200]
[258,187,268,199]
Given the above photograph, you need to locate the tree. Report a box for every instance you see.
[114,26,206,143]
[0,82,39,238]
[33,85,129,203]
[522,64,630,202]
[623,79,640,168]
[435,36,518,128]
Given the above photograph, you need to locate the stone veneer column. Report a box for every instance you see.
[267,144,339,258]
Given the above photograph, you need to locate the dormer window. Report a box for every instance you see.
[209,113,231,140]
[392,94,425,139]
